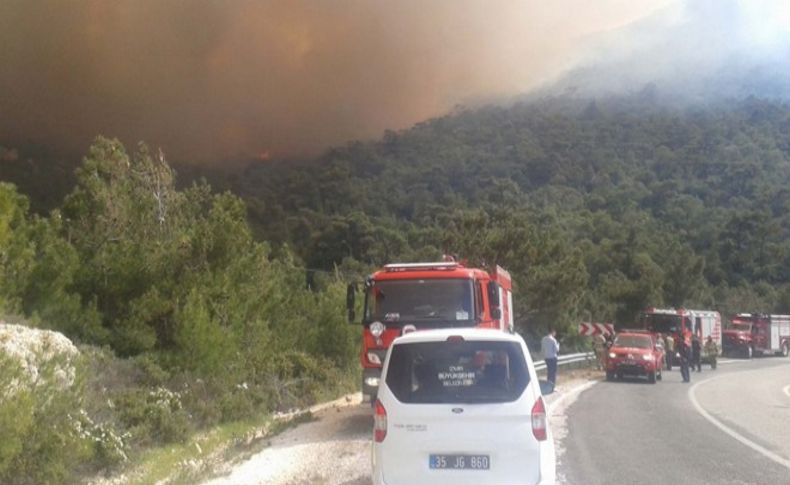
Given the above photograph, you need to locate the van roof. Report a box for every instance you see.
[391,328,522,345]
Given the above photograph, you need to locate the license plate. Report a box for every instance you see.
[430,454,490,470]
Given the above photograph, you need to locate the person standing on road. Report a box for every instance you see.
[664,333,674,370]
[542,328,560,387]
[691,335,702,372]
[704,336,718,370]
[593,333,606,370]
[677,338,691,383]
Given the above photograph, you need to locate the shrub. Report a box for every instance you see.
[72,409,131,469]
[0,354,91,484]
[217,383,267,422]
[115,387,191,446]
[265,350,348,411]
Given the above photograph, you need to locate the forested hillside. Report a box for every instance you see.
[3,96,789,336]
[231,96,790,332]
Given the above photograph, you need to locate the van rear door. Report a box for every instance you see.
[379,338,546,485]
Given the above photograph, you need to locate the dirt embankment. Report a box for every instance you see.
[205,393,371,485]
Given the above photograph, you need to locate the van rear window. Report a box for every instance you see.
[385,340,529,404]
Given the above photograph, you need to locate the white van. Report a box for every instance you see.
[372,328,555,484]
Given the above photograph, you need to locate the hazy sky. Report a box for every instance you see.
[551,0,790,99]
[1,0,677,163]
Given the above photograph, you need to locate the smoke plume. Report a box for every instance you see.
[0,0,671,163]
[547,0,790,100]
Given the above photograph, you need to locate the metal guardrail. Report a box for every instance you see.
[534,351,595,371]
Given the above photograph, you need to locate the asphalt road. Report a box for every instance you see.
[560,357,790,485]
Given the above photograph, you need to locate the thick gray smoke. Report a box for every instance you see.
[546,0,790,100]
[0,0,671,163]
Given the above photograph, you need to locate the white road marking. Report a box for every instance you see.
[548,380,598,416]
[548,380,598,485]
[689,374,790,470]
[783,384,790,399]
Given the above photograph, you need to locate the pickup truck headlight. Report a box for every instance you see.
[367,352,382,365]
[369,321,386,338]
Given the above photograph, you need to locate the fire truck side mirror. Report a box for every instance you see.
[346,283,356,324]
[487,283,501,319]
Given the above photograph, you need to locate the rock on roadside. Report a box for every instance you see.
[0,322,80,390]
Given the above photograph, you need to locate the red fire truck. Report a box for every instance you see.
[637,307,722,364]
[346,260,514,401]
[723,313,790,358]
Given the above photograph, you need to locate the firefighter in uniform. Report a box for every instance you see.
[691,335,702,372]
[704,336,718,370]
[677,337,691,383]
[593,333,607,370]
[664,333,674,370]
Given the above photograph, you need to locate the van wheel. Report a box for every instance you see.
[648,371,656,384]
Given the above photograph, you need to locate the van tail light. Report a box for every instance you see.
[531,396,547,441]
[374,399,388,442]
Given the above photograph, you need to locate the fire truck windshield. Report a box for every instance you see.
[731,322,752,332]
[364,278,474,324]
[640,313,681,334]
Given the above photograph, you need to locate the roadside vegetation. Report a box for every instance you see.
[0,139,357,482]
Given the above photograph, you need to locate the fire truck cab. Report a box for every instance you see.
[723,313,790,359]
[638,307,722,363]
[346,261,514,401]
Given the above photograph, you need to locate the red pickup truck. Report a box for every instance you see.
[605,331,665,384]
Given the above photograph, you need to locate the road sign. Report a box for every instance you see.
[578,322,614,336]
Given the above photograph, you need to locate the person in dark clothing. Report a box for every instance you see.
[691,335,702,372]
[677,338,691,383]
